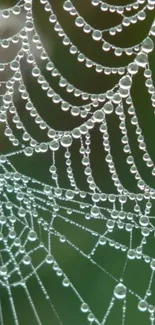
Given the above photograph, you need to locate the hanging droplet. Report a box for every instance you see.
[63,0,73,11]
[114,283,127,299]
[28,230,37,241]
[60,134,72,147]
[119,75,132,89]
[150,259,155,270]
[81,303,89,313]
[138,300,148,312]
[49,140,60,151]
[103,102,114,114]
[93,110,104,122]
[92,29,102,41]
[62,278,70,287]
[46,255,54,264]
[23,255,31,265]
[135,52,148,67]
[141,37,154,53]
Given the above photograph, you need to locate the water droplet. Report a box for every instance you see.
[65,189,74,200]
[150,259,155,270]
[49,140,60,151]
[99,235,106,245]
[24,147,33,156]
[135,52,148,67]
[103,102,114,114]
[81,303,89,313]
[127,249,136,260]
[63,0,73,11]
[141,37,154,53]
[119,75,132,89]
[23,255,31,265]
[0,266,7,276]
[139,216,149,226]
[91,205,100,217]
[62,278,70,287]
[138,300,148,312]
[114,283,126,299]
[60,235,66,243]
[93,110,104,122]
[75,16,84,27]
[10,60,20,71]
[60,134,72,147]
[92,30,102,41]
[28,230,37,241]
[46,255,54,264]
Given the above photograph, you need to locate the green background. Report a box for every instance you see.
[0,0,155,324]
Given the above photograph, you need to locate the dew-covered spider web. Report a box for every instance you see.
[0,0,155,324]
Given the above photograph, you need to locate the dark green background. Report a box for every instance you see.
[0,0,155,324]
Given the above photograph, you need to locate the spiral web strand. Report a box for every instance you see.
[0,0,155,324]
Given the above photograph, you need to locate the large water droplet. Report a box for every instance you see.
[138,300,148,312]
[60,134,72,147]
[119,75,132,89]
[103,102,114,114]
[28,230,37,241]
[81,303,89,313]
[93,110,104,122]
[23,255,31,265]
[135,52,148,67]
[114,283,127,299]
[141,37,154,53]
[92,29,102,41]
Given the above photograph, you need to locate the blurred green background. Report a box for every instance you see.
[0,0,155,324]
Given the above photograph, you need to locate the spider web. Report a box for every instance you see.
[0,0,155,324]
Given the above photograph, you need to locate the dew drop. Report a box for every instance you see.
[127,249,136,260]
[46,254,54,264]
[92,30,102,41]
[65,189,74,200]
[63,0,73,11]
[23,255,31,265]
[141,37,154,53]
[60,134,72,147]
[62,278,70,287]
[75,16,84,27]
[103,102,114,114]
[139,216,149,226]
[114,283,127,299]
[49,140,59,151]
[119,75,132,89]
[24,147,33,156]
[28,230,37,241]
[10,60,20,71]
[93,110,104,122]
[81,303,89,313]
[150,259,155,270]
[138,300,148,312]
[135,52,148,67]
